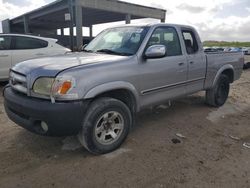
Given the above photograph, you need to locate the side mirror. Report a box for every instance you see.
[144,45,166,59]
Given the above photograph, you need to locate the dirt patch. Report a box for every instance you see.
[0,70,250,188]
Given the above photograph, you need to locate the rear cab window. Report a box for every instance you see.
[0,36,11,50]
[147,27,182,57]
[14,36,48,50]
[182,29,199,54]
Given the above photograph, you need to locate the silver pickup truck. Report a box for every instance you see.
[3,23,244,154]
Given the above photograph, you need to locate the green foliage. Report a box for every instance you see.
[203,41,250,47]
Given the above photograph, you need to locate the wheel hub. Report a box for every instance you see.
[94,111,124,145]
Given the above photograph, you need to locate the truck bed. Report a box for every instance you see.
[204,51,244,89]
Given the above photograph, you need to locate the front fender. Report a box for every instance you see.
[83,81,140,111]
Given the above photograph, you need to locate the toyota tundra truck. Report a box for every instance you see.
[3,23,244,154]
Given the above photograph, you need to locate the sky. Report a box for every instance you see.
[0,0,250,41]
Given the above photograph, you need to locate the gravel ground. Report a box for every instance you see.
[0,69,250,188]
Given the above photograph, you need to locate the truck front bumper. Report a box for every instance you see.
[3,86,89,136]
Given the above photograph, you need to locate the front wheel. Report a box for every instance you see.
[206,74,230,107]
[78,97,132,154]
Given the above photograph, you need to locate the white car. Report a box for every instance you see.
[242,47,250,55]
[0,34,70,81]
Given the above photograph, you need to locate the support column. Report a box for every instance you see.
[125,14,131,24]
[23,16,30,34]
[89,25,93,38]
[68,0,74,51]
[161,18,165,23]
[75,6,83,50]
[61,28,64,36]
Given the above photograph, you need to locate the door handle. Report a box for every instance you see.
[178,62,184,66]
[190,61,194,64]
[0,55,9,57]
[177,70,185,73]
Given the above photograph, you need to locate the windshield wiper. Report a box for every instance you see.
[96,49,133,56]
[82,49,93,53]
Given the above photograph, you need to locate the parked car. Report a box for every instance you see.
[224,47,243,52]
[242,47,250,55]
[229,47,242,52]
[3,23,244,154]
[246,49,250,55]
[0,34,70,81]
[204,47,224,53]
[204,47,217,53]
[215,47,225,52]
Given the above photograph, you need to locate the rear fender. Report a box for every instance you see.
[212,64,234,87]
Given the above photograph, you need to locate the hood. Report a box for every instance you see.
[12,52,129,77]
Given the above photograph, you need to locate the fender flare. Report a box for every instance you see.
[212,64,234,87]
[84,81,140,111]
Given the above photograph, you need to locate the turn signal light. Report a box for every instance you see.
[58,81,72,94]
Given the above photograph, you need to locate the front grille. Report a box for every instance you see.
[9,71,28,95]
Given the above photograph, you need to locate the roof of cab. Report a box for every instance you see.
[105,23,196,30]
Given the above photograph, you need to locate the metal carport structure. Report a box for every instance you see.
[2,0,166,51]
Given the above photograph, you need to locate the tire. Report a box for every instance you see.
[206,74,230,107]
[78,97,132,154]
[243,62,250,69]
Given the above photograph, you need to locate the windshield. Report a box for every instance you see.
[84,26,149,56]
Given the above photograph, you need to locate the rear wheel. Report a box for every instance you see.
[78,97,132,154]
[206,74,230,107]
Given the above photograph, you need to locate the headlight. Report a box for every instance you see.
[33,76,78,101]
[33,77,54,96]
